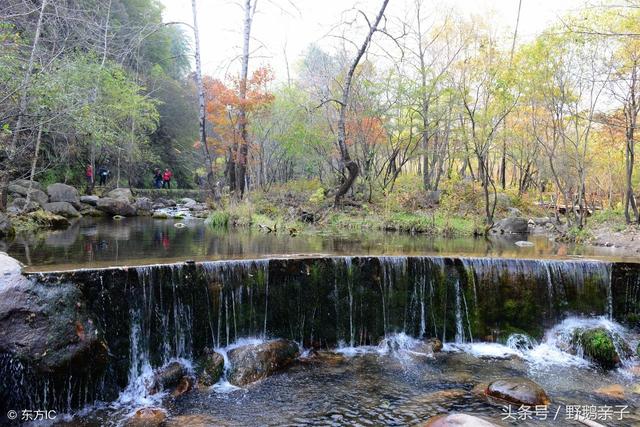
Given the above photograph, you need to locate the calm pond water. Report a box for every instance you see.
[0,216,633,271]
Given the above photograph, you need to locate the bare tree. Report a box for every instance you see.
[334,0,391,206]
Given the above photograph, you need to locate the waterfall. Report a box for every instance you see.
[7,254,629,415]
[454,280,464,343]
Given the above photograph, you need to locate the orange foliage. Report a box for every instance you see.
[345,114,387,148]
[203,66,274,157]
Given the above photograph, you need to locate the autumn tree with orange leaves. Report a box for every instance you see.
[203,67,274,196]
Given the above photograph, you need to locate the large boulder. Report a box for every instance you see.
[21,210,70,230]
[10,179,44,192]
[492,217,529,234]
[43,201,81,218]
[424,413,501,426]
[106,188,133,201]
[572,327,631,369]
[0,254,108,375]
[486,377,550,406]
[96,197,137,216]
[196,349,225,386]
[227,339,299,386]
[80,195,99,206]
[133,197,153,213]
[47,183,80,208]
[0,213,14,238]
[8,197,40,214]
[8,184,48,206]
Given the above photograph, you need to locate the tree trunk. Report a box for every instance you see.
[191,0,217,201]
[235,0,254,200]
[23,127,43,210]
[334,0,390,206]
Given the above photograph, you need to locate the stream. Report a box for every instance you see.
[1,217,640,426]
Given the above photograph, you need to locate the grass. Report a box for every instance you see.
[205,211,230,229]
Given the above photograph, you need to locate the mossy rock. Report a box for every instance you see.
[196,349,224,387]
[573,328,629,369]
[636,342,640,358]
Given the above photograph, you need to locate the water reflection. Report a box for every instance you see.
[1,217,634,271]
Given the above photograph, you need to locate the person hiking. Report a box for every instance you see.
[86,164,93,186]
[153,168,163,189]
[162,168,173,189]
[98,166,109,186]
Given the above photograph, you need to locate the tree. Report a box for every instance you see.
[334,0,391,206]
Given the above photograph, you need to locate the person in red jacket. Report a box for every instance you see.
[162,168,173,189]
[86,164,93,186]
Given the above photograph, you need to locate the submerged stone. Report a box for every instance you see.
[595,384,625,400]
[196,349,224,387]
[423,413,500,426]
[486,377,550,406]
[125,407,167,427]
[228,339,299,386]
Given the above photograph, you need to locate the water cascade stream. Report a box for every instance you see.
[1,255,640,419]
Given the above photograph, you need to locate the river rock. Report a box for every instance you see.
[8,184,48,206]
[227,339,299,386]
[96,197,137,216]
[149,361,191,394]
[43,201,81,218]
[80,195,99,206]
[424,413,501,426]
[106,188,133,201]
[529,217,552,226]
[9,197,40,213]
[21,210,70,229]
[572,327,631,369]
[0,213,15,237]
[134,197,153,214]
[492,217,529,234]
[125,407,167,427]
[196,349,225,386]
[486,377,550,405]
[10,179,44,192]
[181,198,197,208]
[47,183,80,208]
[595,384,625,400]
[0,259,108,375]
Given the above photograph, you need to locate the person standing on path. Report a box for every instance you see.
[98,166,109,186]
[162,168,173,189]
[154,168,163,189]
[86,164,93,186]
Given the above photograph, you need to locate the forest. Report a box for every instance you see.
[2,0,640,242]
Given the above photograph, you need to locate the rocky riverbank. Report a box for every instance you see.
[1,180,212,235]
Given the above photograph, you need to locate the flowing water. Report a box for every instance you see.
[2,218,640,426]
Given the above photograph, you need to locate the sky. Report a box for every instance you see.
[160,0,586,81]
